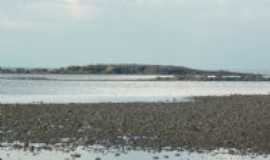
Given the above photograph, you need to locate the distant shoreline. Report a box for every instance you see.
[0,64,269,81]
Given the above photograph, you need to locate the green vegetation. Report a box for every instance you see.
[0,64,243,75]
[0,64,267,81]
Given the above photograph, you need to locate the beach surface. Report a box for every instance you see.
[2,95,270,156]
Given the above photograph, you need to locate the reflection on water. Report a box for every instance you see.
[1,74,270,103]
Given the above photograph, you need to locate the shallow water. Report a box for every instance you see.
[1,74,270,103]
[0,146,269,160]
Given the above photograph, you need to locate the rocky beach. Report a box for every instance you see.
[2,95,270,156]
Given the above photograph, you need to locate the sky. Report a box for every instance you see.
[1,0,270,72]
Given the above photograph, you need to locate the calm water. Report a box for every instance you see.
[1,74,270,103]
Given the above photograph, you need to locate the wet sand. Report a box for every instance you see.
[1,95,270,154]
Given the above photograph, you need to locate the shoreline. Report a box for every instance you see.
[1,73,269,81]
[2,95,270,155]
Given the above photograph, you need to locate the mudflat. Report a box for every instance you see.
[1,95,270,154]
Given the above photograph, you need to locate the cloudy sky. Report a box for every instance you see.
[1,0,270,72]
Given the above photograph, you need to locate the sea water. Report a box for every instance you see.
[0,74,270,103]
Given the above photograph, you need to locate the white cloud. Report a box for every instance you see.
[0,15,33,30]
[1,0,270,31]
[0,0,100,30]
[67,0,82,18]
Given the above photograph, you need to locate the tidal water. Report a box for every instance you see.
[0,145,269,160]
[1,74,270,159]
[1,74,270,104]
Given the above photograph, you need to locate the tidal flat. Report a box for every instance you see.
[1,95,270,158]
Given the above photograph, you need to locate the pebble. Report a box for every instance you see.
[71,153,81,159]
